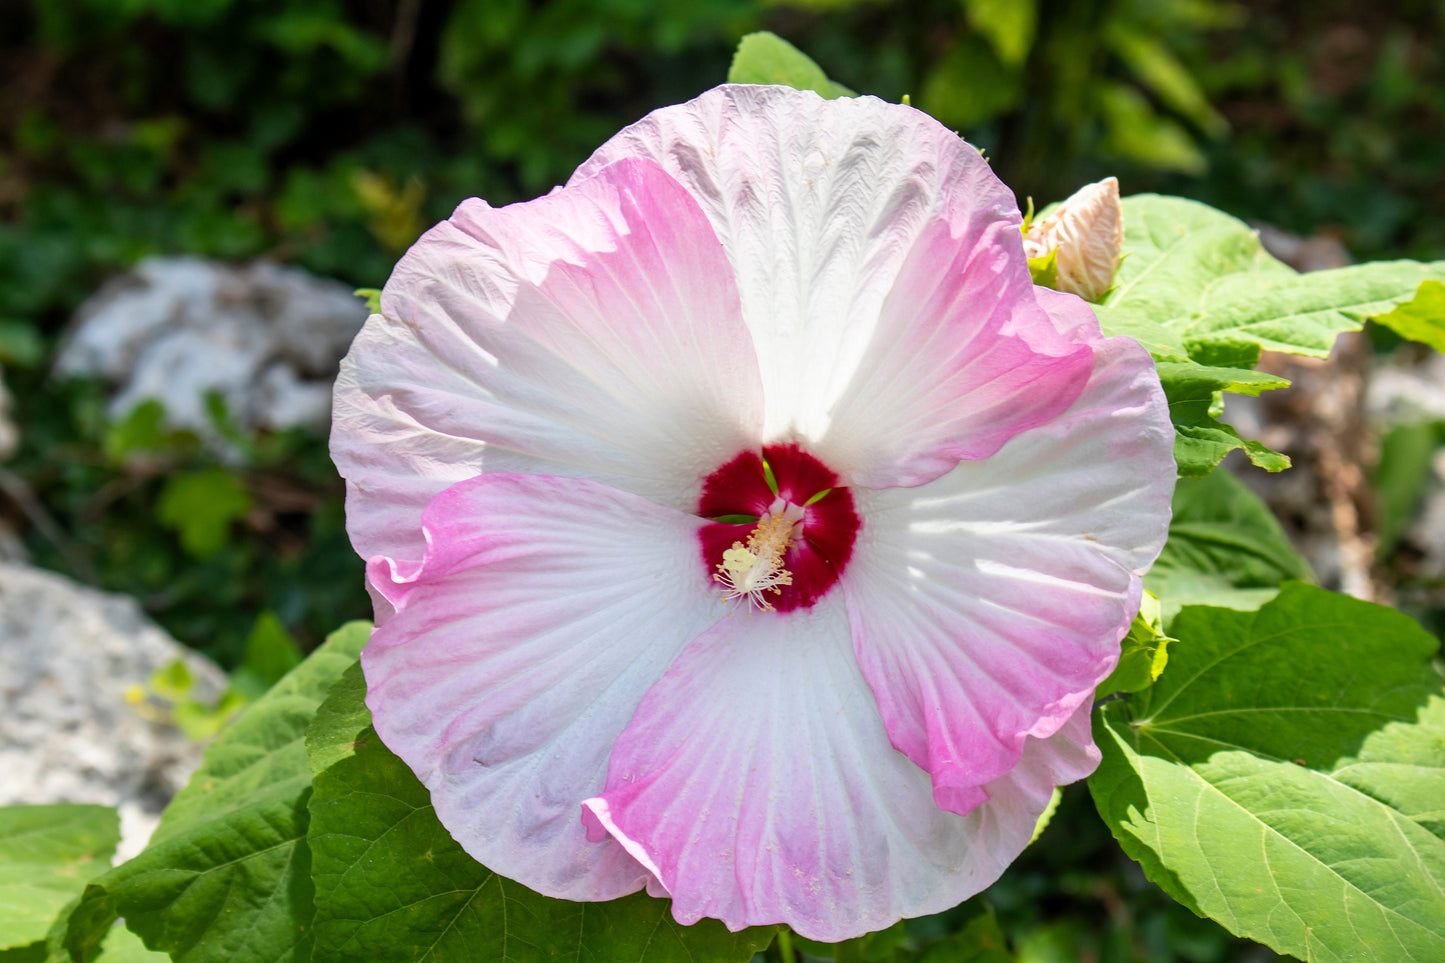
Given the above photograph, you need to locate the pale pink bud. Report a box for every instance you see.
[1022,176,1124,302]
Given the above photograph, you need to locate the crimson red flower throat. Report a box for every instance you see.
[698,444,860,612]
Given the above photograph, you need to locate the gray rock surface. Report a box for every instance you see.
[54,257,367,444]
[0,562,227,862]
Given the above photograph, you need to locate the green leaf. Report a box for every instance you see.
[1102,197,1445,359]
[1145,469,1311,623]
[304,661,774,963]
[1171,423,1288,478]
[1091,584,1445,962]
[353,288,382,314]
[65,622,371,963]
[0,321,44,368]
[1028,789,1062,847]
[1096,84,1206,175]
[0,806,118,951]
[1193,260,1445,356]
[1097,592,1171,695]
[1156,360,1289,399]
[918,34,1021,130]
[1026,247,1058,288]
[1100,195,1288,338]
[727,32,855,99]
[1093,307,1190,361]
[1157,361,1291,477]
[102,400,197,463]
[961,0,1036,68]
[230,611,304,700]
[916,911,1014,962]
[155,467,252,559]
[1104,24,1225,135]
[1372,279,1445,353]
[1375,421,1443,556]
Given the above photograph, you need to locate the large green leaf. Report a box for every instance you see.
[727,32,855,99]
[1100,195,1445,360]
[29,893,172,963]
[1194,260,1445,356]
[0,806,117,952]
[1091,584,1445,961]
[64,622,372,963]
[1372,279,1445,353]
[1156,361,1292,476]
[1145,469,1311,623]
[1099,195,1287,339]
[1091,197,1286,475]
[305,662,774,963]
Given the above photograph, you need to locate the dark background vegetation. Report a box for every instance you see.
[2,1,1441,959]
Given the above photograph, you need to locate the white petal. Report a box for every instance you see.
[333,157,763,562]
[361,471,726,899]
[842,326,1173,810]
[572,85,1033,469]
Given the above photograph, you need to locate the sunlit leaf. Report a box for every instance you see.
[0,806,117,952]
[1098,592,1171,695]
[728,32,855,99]
[64,624,371,963]
[1371,279,1445,353]
[1157,362,1291,477]
[1145,469,1311,622]
[1092,584,1445,962]
[1194,260,1445,356]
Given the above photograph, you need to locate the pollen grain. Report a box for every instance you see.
[714,511,797,610]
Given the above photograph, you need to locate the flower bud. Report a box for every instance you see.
[1022,176,1124,302]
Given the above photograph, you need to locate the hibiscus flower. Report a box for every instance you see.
[331,83,1174,942]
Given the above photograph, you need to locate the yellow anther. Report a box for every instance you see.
[714,511,796,610]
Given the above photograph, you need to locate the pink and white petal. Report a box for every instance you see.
[581,597,1079,942]
[1032,283,1107,344]
[970,696,1101,847]
[842,332,1173,813]
[813,219,1094,488]
[573,85,1070,481]
[333,156,763,563]
[361,472,726,900]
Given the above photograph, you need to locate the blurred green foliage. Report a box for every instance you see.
[2,2,1439,961]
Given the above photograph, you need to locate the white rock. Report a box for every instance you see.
[0,562,228,863]
[55,257,367,444]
